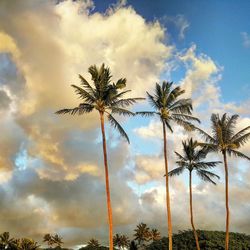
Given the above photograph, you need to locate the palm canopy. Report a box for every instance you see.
[196,113,250,160]
[56,63,144,143]
[169,138,221,184]
[136,81,200,132]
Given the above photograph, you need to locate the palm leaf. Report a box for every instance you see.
[107,113,130,143]
[71,84,95,103]
[110,107,135,116]
[168,166,185,176]
[228,149,250,160]
[196,169,220,185]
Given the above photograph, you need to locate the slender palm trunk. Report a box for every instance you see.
[162,121,173,250]
[189,171,200,250]
[100,112,113,250]
[223,151,230,250]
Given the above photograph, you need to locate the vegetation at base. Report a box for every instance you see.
[146,230,250,250]
[1,229,250,250]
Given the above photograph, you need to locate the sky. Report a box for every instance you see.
[0,0,250,248]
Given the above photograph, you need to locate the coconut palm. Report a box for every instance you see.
[87,238,100,248]
[113,234,130,250]
[133,223,151,248]
[17,238,40,250]
[196,113,250,250]
[169,138,221,250]
[137,81,200,249]
[0,232,15,249]
[52,234,63,248]
[150,229,161,242]
[56,64,143,249]
[43,234,53,249]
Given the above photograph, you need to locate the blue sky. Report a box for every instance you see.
[94,0,250,102]
[0,0,250,248]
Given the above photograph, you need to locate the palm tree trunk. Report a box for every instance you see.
[189,171,200,250]
[162,121,173,250]
[223,151,230,250]
[100,112,113,250]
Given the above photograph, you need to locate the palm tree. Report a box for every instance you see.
[113,234,130,250]
[133,223,151,248]
[87,238,100,248]
[0,232,15,249]
[137,81,200,249]
[43,234,53,249]
[52,234,63,248]
[17,238,40,250]
[150,229,161,242]
[169,138,221,250]
[196,113,250,250]
[56,64,142,249]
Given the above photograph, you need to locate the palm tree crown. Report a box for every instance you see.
[56,63,143,143]
[169,138,221,184]
[137,81,200,131]
[197,113,250,159]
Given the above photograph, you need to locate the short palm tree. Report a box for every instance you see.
[169,138,221,250]
[56,64,143,250]
[43,234,53,249]
[0,232,15,249]
[150,229,161,242]
[18,238,40,250]
[113,234,130,250]
[196,113,250,250]
[52,234,63,248]
[137,81,200,249]
[133,223,151,248]
[87,238,100,248]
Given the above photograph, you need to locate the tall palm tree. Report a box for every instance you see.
[168,138,221,250]
[196,113,250,250]
[56,63,143,250]
[133,223,151,248]
[137,81,200,249]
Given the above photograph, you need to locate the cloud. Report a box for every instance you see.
[241,32,250,48]
[0,0,174,246]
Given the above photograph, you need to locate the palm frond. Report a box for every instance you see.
[71,84,95,103]
[227,149,250,160]
[172,113,200,123]
[172,117,195,131]
[168,99,192,114]
[196,169,220,185]
[231,132,250,147]
[112,98,145,107]
[230,126,250,142]
[164,119,173,133]
[136,111,158,117]
[195,127,217,144]
[55,103,94,115]
[110,107,135,116]
[174,151,187,161]
[78,74,95,95]
[147,92,160,110]
[107,113,130,143]
[168,166,185,177]
[194,161,222,170]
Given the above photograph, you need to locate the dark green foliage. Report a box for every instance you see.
[78,246,109,250]
[146,230,250,250]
